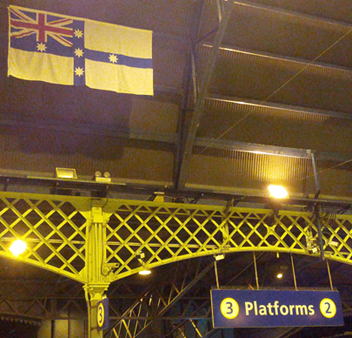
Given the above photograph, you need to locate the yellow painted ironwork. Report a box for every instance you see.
[0,191,351,283]
[0,191,352,336]
[104,199,352,280]
[0,192,88,282]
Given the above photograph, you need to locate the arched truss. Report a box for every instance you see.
[0,191,351,285]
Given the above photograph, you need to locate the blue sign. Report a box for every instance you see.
[97,297,109,331]
[211,290,344,328]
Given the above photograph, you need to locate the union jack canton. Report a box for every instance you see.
[10,6,87,86]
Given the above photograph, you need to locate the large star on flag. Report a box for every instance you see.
[109,54,118,63]
[36,42,47,52]
[75,67,84,77]
[74,48,84,57]
[74,29,83,38]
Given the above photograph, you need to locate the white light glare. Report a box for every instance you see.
[276,273,283,279]
[139,269,151,276]
[9,239,27,256]
[268,185,288,199]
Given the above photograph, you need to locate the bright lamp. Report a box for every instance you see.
[9,239,27,256]
[268,185,288,199]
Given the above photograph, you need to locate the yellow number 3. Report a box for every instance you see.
[97,303,105,327]
[220,298,240,319]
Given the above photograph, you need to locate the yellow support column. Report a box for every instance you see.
[85,284,109,338]
[84,200,111,338]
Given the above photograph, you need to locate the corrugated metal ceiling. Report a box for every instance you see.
[0,0,352,202]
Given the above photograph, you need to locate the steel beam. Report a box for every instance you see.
[175,0,235,190]
[204,44,352,78]
[233,0,352,29]
[195,137,311,158]
[174,0,206,186]
[207,95,352,121]
[2,170,352,209]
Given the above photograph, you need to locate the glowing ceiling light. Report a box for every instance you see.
[268,185,288,199]
[9,239,27,256]
[276,273,283,279]
[139,269,151,276]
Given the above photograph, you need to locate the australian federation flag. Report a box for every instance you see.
[8,5,153,95]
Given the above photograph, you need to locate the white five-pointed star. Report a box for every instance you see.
[74,48,84,57]
[36,42,47,52]
[75,67,84,77]
[109,54,118,63]
[74,29,83,38]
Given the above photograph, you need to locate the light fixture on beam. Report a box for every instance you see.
[9,239,27,256]
[214,253,225,261]
[136,251,152,276]
[139,269,151,276]
[268,185,288,199]
[94,171,111,183]
[274,264,288,281]
[55,167,77,179]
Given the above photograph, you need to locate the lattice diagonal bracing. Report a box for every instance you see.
[0,192,352,284]
[104,200,352,280]
[0,192,88,282]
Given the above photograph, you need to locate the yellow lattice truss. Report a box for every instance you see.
[0,191,351,284]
